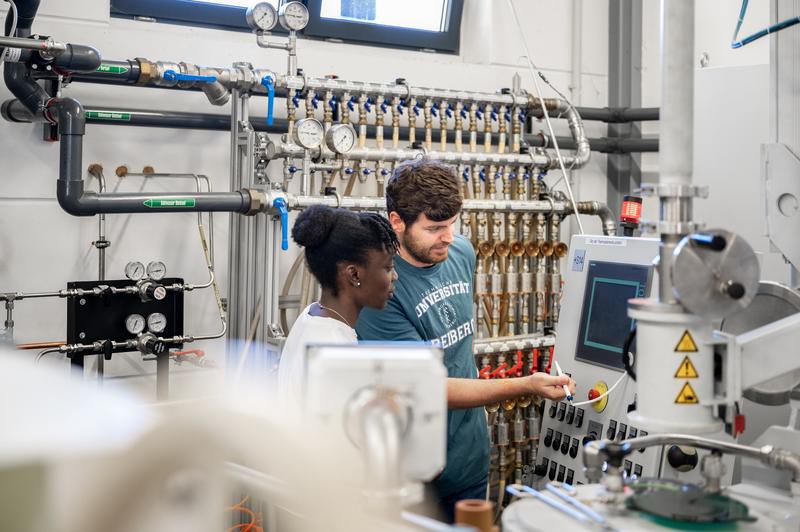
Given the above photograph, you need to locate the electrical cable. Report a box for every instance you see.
[570,371,627,407]
[506,0,585,235]
[0,0,19,71]
[731,0,800,49]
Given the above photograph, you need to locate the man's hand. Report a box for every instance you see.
[526,372,576,400]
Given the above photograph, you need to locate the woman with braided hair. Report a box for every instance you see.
[277,204,399,404]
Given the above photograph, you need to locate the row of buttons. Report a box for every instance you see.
[623,460,643,478]
[548,402,585,427]
[543,429,580,458]
[539,457,579,484]
[606,419,648,451]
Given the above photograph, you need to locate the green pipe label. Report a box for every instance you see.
[96,64,129,74]
[86,111,131,121]
[144,198,197,208]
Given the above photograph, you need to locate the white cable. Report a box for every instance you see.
[570,371,628,407]
[0,0,18,71]
[506,0,585,235]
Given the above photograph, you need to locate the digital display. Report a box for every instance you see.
[575,261,650,370]
[320,0,450,32]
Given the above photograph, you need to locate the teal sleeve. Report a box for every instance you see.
[356,298,424,342]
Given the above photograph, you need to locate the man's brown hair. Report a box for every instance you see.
[385,159,463,226]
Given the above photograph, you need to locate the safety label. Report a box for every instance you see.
[143,198,196,208]
[96,64,129,74]
[86,111,131,121]
[675,382,699,404]
[674,330,698,352]
[674,356,698,379]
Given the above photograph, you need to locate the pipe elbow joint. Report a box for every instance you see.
[57,180,95,217]
[53,44,102,73]
[49,98,85,135]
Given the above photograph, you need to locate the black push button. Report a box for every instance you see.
[628,427,638,439]
[617,423,628,440]
[561,436,570,455]
[575,408,584,428]
[549,461,558,481]
[566,469,575,485]
[549,402,558,418]
[569,438,579,458]
[557,465,566,482]
[607,419,617,440]
[557,402,567,421]
[543,428,553,447]
[566,405,575,424]
[552,431,562,451]
[623,459,633,477]
[633,464,643,478]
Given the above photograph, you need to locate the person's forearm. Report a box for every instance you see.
[447,377,530,409]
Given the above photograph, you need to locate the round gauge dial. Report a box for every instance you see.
[125,261,145,281]
[125,314,146,335]
[153,286,167,301]
[293,118,324,149]
[147,312,167,334]
[146,260,167,281]
[278,1,309,31]
[246,2,278,31]
[325,123,357,154]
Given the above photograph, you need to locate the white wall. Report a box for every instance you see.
[0,0,611,398]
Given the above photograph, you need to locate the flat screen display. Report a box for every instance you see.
[575,261,650,370]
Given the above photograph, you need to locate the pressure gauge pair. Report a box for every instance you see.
[293,119,357,155]
[246,1,309,32]
[125,260,167,281]
[125,312,168,335]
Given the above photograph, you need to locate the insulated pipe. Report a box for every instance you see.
[533,106,660,123]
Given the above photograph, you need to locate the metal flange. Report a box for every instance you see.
[639,183,709,199]
[639,220,705,235]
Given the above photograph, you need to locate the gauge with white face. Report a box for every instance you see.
[246,2,278,31]
[146,260,167,281]
[293,118,324,149]
[147,312,167,334]
[125,261,145,281]
[278,1,309,31]
[125,314,146,335]
[325,123,357,154]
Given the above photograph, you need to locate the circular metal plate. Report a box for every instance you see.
[627,479,754,524]
[671,229,760,320]
[721,281,800,405]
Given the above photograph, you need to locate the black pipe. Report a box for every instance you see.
[42,98,253,216]
[64,105,659,154]
[570,106,660,123]
[52,44,102,74]
[70,59,141,85]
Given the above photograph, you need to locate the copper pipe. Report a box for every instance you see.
[17,341,65,350]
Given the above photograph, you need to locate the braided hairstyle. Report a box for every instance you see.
[291,205,399,296]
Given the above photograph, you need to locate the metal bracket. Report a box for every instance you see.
[639,220,705,234]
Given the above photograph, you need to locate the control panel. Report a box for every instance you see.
[536,235,661,485]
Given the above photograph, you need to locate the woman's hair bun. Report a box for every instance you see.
[291,204,338,249]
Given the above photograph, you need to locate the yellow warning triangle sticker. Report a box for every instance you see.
[674,330,698,352]
[674,356,699,379]
[675,382,699,404]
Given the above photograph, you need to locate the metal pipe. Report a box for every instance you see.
[572,201,617,236]
[533,106,660,123]
[0,34,66,54]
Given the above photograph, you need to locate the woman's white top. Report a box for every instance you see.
[277,304,357,406]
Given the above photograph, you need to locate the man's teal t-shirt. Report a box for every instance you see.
[356,235,490,497]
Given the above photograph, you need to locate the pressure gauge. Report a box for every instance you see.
[147,312,167,334]
[146,260,167,281]
[278,1,309,31]
[325,123,357,154]
[246,2,278,31]
[125,314,146,335]
[293,118,324,149]
[125,261,145,281]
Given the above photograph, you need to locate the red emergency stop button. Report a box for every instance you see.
[588,388,600,401]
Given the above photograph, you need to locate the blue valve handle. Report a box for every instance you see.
[311,95,320,109]
[163,69,217,83]
[413,105,421,117]
[347,96,357,112]
[460,108,468,119]
[261,75,275,126]
[273,197,289,251]
[475,109,483,120]
[431,106,438,117]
